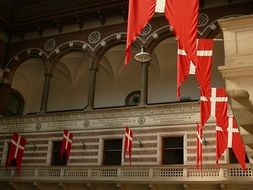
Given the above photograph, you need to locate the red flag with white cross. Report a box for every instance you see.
[177,39,214,100]
[6,132,26,174]
[125,0,199,66]
[60,129,74,161]
[200,88,228,127]
[124,127,133,165]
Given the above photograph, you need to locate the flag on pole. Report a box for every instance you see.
[6,132,26,175]
[60,129,74,161]
[196,122,203,169]
[124,127,133,164]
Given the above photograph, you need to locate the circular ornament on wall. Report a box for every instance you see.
[35,123,41,131]
[88,31,101,44]
[140,23,152,36]
[44,39,56,51]
[83,120,90,128]
[138,116,145,125]
[198,13,209,27]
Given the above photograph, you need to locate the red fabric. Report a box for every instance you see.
[176,41,191,99]
[176,39,214,100]
[196,122,203,169]
[125,0,156,65]
[60,129,74,161]
[195,39,214,97]
[124,127,133,165]
[227,117,246,171]
[165,0,198,67]
[6,132,26,174]
[216,125,227,166]
[200,88,228,127]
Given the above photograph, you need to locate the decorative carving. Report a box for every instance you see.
[138,116,145,125]
[141,23,152,36]
[35,123,41,131]
[44,39,56,51]
[88,31,101,44]
[198,13,209,27]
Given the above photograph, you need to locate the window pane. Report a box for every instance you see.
[103,139,122,165]
[51,141,67,166]
[162,137,184,164]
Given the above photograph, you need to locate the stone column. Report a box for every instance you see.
[39,73,52,113]
[139,62,150,106]
[86,68,97,110]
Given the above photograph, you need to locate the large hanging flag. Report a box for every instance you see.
[60,129,74,161]
[125,0,156,65]
[125,0,199,66]
[196,122,203,169]
[6,132,26,174]
[165,0,199,67]
[216,125,227,166]
[124,127,133,164]
[226,116,246,170]
[200,88,228,127]
[177,39,214,99]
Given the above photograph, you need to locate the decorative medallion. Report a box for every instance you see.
[88,31,101,44]
[35,123,41,131]
[198,13,209,27]
[83,120,90,128]
[44,39,56,51]
[140,23,152,36]
[138,116,145,125]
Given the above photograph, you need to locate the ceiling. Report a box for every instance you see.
[0,0,128,37]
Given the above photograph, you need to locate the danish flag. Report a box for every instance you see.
[196,122,203,169]
[200,88,228,127]
[60,129,74,161]
[125,0,198,67]
[6,132,26,174]
[124,127,133,164]
[177,39,214,99]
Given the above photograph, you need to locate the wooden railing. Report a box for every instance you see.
[0,165,252,182]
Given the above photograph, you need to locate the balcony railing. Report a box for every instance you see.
[0,165,252,182]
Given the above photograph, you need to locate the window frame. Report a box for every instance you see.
[98,135,124,166]
[157,132,186,165]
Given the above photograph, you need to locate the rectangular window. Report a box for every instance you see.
[51,141,67,166]
[103,139,122,165]
[162,136,184,164]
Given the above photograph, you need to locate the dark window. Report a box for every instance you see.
[103,139,122,165]
[125,91,141,106]
[229,148,249,164]
[51,141,67,166]
[6,143,17,166]
[162,136,184,164]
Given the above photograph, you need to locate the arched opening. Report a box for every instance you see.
[11,58,44,114]
[47,51,90,111]
[94,44,141,108]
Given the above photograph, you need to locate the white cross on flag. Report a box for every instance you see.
[216,116,246,171]
[200,88,228,127]
[196,122,203,169]
[125,0,199,68]
[6,132,26,174]
[124,127,133,164]
[60,129,74,161]
[177,39,214,99]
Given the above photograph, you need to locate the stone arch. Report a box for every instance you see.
[48,41,93,75]
[4,48,48,83]
[93,32,143,68]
